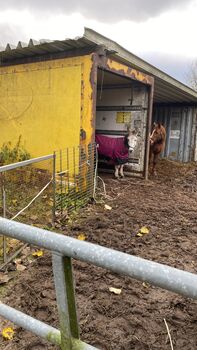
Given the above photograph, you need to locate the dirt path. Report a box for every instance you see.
[0,159,197,349]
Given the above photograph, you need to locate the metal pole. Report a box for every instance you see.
[2,182,7,263]
[0,218,197,300]
[0,302,61,346]
[63,256,80,339]
[93,144,98,199]
[52,151,56,227]
[78,146,82,195]
[60,150,63,214]
[144,81,154,180]
[0,154,54,173]
[90,142,95,198]
[0,302,97,350]
[73,147,77,210]
[67,148,70,194]
[52,253,79,350]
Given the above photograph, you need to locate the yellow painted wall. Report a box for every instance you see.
[0,55,94,159]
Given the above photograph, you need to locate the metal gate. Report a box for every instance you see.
[0,154,54,266]
[0,218,196,349]
[54,143,96,222]
[0,144,97,268]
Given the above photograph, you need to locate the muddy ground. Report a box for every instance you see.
[0,159,197,349]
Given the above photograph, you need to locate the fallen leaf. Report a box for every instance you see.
[104,204,112,210]
[14,258,21,264]
[137,226,150,237]
[136,232,143,237]
[2,327,15,340]
[0,272,10,285]
[11,199,17,205]
[32,250,43,257]
[142,282,150,288]
[77,234,86,241]
[30,215,38,221]
[14,259,27,272]
[140,226,149,234]
[109,287,122,295]
[16,264,26,272]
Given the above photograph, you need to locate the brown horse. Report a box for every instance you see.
[149,122,166,175]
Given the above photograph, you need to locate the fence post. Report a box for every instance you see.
[60,150,63,214]
[73,147,77,210]
[52,152,56,227]
[2,175,7,263]
[52,253,80,350]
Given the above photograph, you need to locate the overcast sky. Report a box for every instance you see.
[0,0,197,84]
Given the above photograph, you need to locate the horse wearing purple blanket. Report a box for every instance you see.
[95,129,138,179]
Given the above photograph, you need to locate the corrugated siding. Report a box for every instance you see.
[154,106,196,162]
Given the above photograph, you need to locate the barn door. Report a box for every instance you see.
[169,112,181,160]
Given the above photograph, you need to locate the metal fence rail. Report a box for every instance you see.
[0,155,53,173]
[0,144,97,267]
[54,143,96,221]
[0,154,54,266]
[0,217,197,349]
[0,303,95,350]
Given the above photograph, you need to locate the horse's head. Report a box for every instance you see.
[125,128,138,152]
[150,122,166,145]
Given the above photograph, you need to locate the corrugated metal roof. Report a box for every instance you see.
[0,28,197,104]
[0,36,94,61]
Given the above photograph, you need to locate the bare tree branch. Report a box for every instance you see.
[187,60,197,91]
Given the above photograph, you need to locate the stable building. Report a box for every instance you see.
[0,28,196,179]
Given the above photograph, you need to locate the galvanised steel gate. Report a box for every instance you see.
[0,218,197,349]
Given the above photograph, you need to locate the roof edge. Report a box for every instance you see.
[84,27,197,99]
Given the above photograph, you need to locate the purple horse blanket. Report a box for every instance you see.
[95,134,129,165]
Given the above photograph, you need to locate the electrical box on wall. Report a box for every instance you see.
[116,112,132,124]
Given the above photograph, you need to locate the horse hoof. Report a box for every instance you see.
[152,171,157,176]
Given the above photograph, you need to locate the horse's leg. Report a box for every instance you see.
[149,147,153,172]
[152,153,159,176]
[119,164,124,178]
[115,165,119,178]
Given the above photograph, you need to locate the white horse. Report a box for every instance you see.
[95,129,138,178]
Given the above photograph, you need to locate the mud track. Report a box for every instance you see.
[0,159,197,349]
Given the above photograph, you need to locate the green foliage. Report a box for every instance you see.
[56,192,89,211]
[0,136,30,165]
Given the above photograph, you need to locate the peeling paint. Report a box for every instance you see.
[106,58,154,86]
